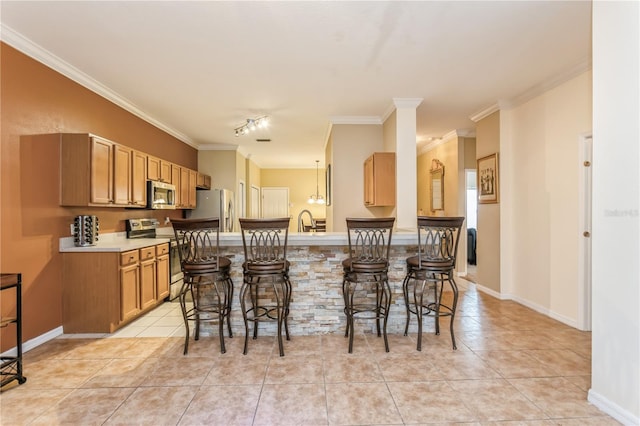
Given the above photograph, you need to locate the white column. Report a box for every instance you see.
[393,98,422,229]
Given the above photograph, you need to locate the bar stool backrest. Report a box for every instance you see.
[345,217,395,270]
[239,218,290,268]
[171,218,222,272]
[417,216,465,269]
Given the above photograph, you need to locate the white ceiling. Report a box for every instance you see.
[0,1,592,169]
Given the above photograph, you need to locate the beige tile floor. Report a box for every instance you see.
[1,285,620,425]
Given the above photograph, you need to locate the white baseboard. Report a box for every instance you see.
[588,389,640,426]
[0,326,63,357]
[509,295,578,328]
[473,283,579,329]
[472,282,507,299]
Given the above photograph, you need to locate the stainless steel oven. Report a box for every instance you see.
[126,218,183,301]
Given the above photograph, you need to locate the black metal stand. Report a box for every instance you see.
[1,273,27,389]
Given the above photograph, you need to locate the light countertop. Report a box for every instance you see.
[59,229,418,252]
[59,232,170,253]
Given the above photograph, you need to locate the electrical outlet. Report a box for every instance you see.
[70,224,74,235]
[164,217,170,225]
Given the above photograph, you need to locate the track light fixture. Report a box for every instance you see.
[234,116,269,137]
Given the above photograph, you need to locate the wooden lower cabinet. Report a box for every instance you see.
[139,247,157,311]
[62,243,169,333]
[156,243,170,300]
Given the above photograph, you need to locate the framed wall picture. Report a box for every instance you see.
[325,164,332,206]
[477,153,499,204]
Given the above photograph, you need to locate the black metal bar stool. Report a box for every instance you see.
[342,217,395,353]
[171,218,233,355]
[402,216,464,350]
[238,218,292,356]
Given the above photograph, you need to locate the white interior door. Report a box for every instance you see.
[238,180,246,220]
[250,185,260,218]
[262,187,289,218]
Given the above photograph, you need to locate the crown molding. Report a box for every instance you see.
[469,103,500,122]
[393,98,424,109]
[502,58,592,109]
[470,59,592,120]
[416,129,475,155]
[198,143,239,151]
[328,116,383,125]
[381,102,397,122]
[1,23,197,149]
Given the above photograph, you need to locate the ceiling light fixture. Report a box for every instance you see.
[234,116,269,137]
[307,160,325,205]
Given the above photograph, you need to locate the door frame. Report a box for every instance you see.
[577,133,593,331]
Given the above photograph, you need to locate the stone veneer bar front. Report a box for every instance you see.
[212,231,425,337]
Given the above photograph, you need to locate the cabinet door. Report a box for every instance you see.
[140,258,157,310]
[156,254,170,300]
[160,161,172,183]
[180,167,190,209]
[364,155,374,205]
[188,169,198,208]
[90,137,113,204]
[171,164,182,207]
[131,150,147,207]
[196,172,212,189]
[147,156,161,181]
[363,152,396,206]
[120,263,140,322]
[113,144,133,206]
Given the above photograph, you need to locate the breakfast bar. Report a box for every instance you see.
[60,230,422,337]
[213,230,420,337]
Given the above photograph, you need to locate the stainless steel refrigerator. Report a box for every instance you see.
[187,188,235,232]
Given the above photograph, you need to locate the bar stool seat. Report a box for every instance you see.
[239,218,292,356]
[402,216,464,351]
[182,256,231,273]
[342,217,395,353]
[171,218,234,355]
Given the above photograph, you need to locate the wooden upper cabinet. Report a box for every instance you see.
[160,161,171,182]
[54,132,195,209]
[112,144,133,206]
[196,172,211,189]
[58,133,140,208]
[188,170,198,208]
[171,164,182,207]
[131,150,147,207]
[147,156,171,182]
[364,152,396,207]
[179,167,190,208]
[89,136,113,204]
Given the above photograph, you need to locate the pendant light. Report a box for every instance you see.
[307,160,325,204]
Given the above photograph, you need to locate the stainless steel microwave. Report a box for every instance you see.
[147,180,176,209]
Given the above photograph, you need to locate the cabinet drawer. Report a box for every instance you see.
[156,243,170,256]
[120,250,139,266]
[140,247,156,261]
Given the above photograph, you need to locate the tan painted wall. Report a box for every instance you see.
[0,44,197,351]
[324,132,334,231]
[464,138,477,169]
[383,110,397,153]
[329,124,388,232]
[501,70,591,323]
[197,150,238,192]
[476,111,501,292]
[416,139,460,217]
